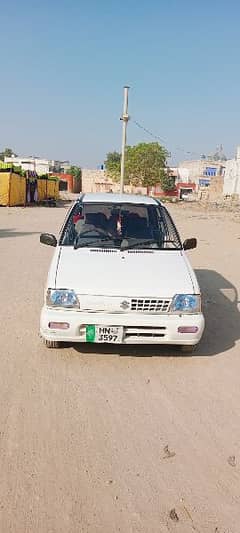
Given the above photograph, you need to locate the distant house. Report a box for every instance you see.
[4,156,72,176]
[177,159,226,189]
[223,146,240,196]
[49,160,71,174]
[4,156,49,175]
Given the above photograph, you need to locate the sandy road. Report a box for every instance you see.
[0,201,240,533]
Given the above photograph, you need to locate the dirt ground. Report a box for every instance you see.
[0,200,240,533]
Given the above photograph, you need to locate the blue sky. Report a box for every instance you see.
[0,0,239,167]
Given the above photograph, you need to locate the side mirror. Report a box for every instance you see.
[183,238,197,251]
[40,233,57,247]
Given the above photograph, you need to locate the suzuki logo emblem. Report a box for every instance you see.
[120,300,130,310]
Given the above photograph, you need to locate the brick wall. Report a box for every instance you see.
[198,176,224,201]
[81,169,147,195]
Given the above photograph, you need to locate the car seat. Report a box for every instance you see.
[123,213,152,239]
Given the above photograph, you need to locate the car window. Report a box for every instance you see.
[158,206,183,249]
[59,202,182,250]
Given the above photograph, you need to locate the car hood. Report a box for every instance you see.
[48,246,198,298]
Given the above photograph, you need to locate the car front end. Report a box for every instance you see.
[40,290,205,346]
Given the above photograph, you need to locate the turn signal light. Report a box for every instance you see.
[48,322,70,330]
[178,326,199,333]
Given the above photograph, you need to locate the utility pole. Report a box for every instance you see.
[120,86,130,193]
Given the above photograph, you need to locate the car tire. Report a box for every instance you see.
[180,345,196,354]
[43,339,61,349]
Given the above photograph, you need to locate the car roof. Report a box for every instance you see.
[79,192,160,205]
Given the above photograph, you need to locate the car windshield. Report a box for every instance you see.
[60,202,182,250]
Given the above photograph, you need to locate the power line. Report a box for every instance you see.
[132,119,166,144]
[131,117,201,159]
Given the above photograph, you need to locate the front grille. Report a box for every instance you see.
[125,326,166,339]
[78,295,172,314]
[131,298,171,313]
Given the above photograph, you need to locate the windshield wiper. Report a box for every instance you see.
[74,236,116,249]
[121,238,157,251]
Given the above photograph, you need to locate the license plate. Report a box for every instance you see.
[86,325,123,343]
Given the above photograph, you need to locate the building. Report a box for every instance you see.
[4,156,50,175]
[80,169,146,195]
[49,173,74,192]
[4,156,72,176]
[49,160,71,174]
[148,159,227,200]
[50,172,82,194]
[81,169,115,192]
[177,159,226,188]
[223,146,240,196]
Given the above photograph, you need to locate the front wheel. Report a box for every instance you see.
[43,339,61,349]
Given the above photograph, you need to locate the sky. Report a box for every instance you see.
[0,0,240,167]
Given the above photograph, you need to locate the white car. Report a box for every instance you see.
[40,193,205,352]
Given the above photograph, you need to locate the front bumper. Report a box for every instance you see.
[40,307,205,345]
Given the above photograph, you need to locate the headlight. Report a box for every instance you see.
[46,289,80,309]
[170,294,201,314]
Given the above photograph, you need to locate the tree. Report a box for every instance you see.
[159,170,176,192]
[69,165,82,181]
[105,151,121,182]
[0,147,17,161]
[105,143,172,189]
[125,142,170,189]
